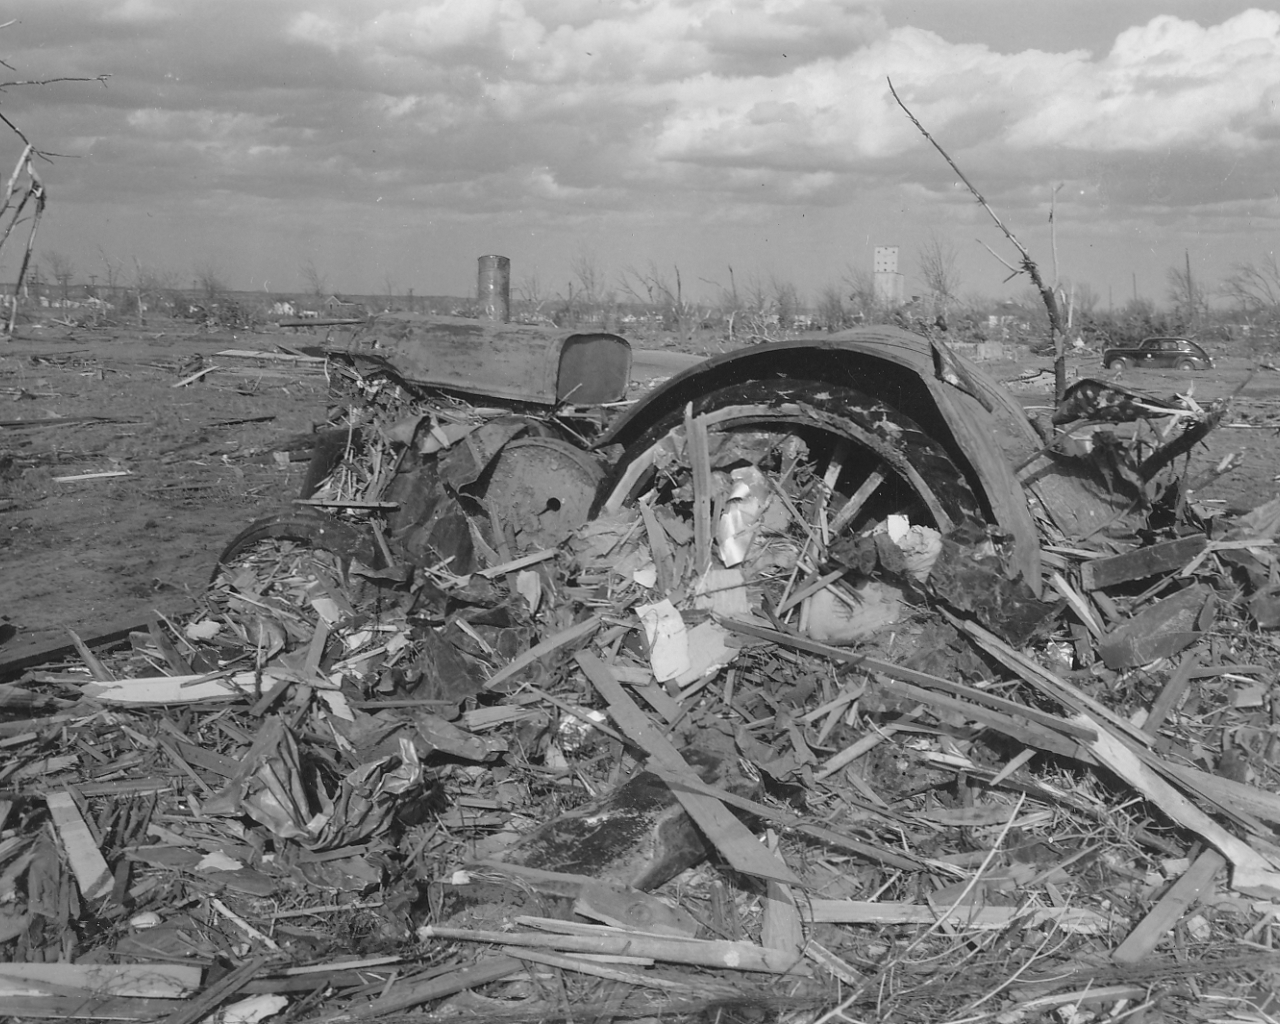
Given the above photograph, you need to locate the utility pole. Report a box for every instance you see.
[1185,249,1194,324]
[1132,273,1137,304]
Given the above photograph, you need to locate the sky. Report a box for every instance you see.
[2,0,1278,310]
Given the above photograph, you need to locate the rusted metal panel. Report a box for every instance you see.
[331,313,632,405]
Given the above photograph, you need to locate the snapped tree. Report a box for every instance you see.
[0,28,109,334]
[887,78,1066,401]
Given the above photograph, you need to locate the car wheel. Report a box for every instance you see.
[1175,359,1195,371]
[598,378,987,555]
[1106,358,1128,371]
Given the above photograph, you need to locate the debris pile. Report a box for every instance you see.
[6,340,1280,1023]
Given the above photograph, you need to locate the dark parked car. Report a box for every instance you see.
[1102,337,1214,371]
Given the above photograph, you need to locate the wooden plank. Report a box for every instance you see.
[0,962,202,998]
[171,366,219,388]
[807,900,1105,932]
[0,611,192,682]
[684,405,713,574]
[761,834,804,959]
[45,790,113,900]
[1079,713,1280,897]
[53,470,132,483]
[345,957,525,1017]
[82,672,246,705]
[721,617,1097,742]
[0,994,185,1019]
[482,615,602,692]
[215,348,327,365]
[423,922,802,974]
[1080,535,1207,590]
[157,956,269,1024]
[1112,850,1226,963]
[292,498,399,510]
[1145,647,1201,734]
[576,651,801,886]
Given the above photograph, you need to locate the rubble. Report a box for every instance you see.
[4,321,1280,1022]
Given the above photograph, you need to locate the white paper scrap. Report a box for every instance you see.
[636,599,690,682]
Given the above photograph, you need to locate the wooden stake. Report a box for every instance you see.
[684,403,713,574]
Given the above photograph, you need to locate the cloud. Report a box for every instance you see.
[1006,9,1280,151]
[7,1,1280,298]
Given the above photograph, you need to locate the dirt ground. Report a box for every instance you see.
[2,320,1277,662]
[0,321,324,658]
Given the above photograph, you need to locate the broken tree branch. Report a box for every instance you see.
[887,77,1065,400]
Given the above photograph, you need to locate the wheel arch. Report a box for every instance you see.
[599,328,1045,588]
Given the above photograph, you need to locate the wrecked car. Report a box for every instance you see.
[219,312,1203,652]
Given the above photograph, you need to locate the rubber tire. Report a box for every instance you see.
[1175,359,1195,371]
[1107,358,1128,370]
[596,379,987,536]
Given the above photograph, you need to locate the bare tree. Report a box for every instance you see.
[816,283,847,332]
[44,250,73,303]
[558,246,614,326]
[569,247,606,307]
[1221,253,1280,317]
[382,271,399,312]
[97,244,123,295]
[619,261,701,337]
[889,78,1064,398]
[1166,263,1205,323]
[843,266,879,321]
[193,260,226,300]
[132,258,178,324]
[915,230,959,309]
[0,30,110,332]
[300,259,328,300]
[1073,280,1100,317]
[770,276,801,329]
[517,269,548,316]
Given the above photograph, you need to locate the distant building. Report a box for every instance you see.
[874,247,904,306]
[324,294,364,314]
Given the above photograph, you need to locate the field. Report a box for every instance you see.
[2,317,1277,660]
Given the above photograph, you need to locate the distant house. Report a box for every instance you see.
[324,295,363,315]
[270,300,296,317]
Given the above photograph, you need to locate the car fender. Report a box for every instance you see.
[599,327,1045,589]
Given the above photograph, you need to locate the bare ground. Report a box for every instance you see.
[0,322,323,656]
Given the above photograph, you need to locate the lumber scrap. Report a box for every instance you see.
[1078,713,1280,897]
[44,790,113,900]
[157,956,270,1024]
[0,962,202,998]
[423,920,805,974]
[577,650,802,886]
[344,957,525,1017]
[1080,535,1208,590]
[214,348,327,367]
[1111,850,1226,963]
[0,610,192,682]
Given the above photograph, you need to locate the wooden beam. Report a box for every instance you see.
[1112,850,1225,963]
[45,791,112,900]
[1080,535,1207,591]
